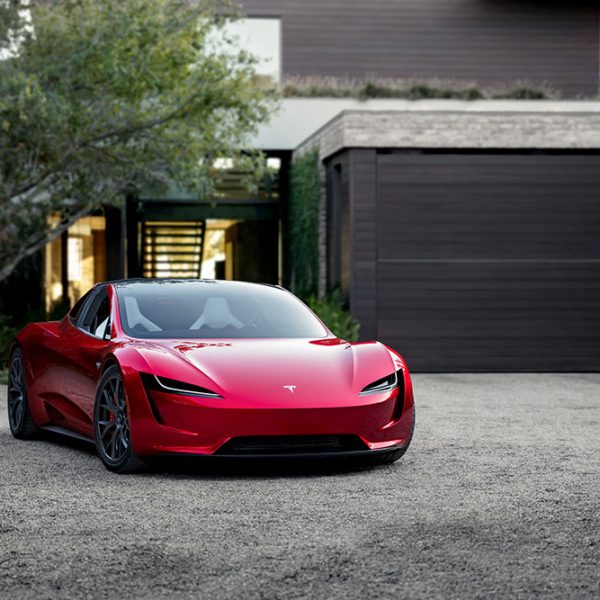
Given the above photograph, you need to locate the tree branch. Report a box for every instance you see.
[82,89,205,146]
[0,205,92,282]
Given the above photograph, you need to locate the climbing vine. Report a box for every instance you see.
[287,150,320,299]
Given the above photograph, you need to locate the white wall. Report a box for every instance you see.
[250,98,600,151]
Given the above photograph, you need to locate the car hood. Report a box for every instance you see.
[132,337,399,408]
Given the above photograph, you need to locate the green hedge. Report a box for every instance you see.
[287,150,320,299]
[307,290,360,342]
[287,151,361,341]
[0,316,17,382]
[282,76,556,101]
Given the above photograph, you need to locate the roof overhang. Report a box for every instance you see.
[291,100,600,159]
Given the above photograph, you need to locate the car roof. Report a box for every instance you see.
[107,278,281,290]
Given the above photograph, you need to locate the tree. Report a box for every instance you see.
[0,0,277,281]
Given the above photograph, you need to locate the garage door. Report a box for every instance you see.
[376,152,600,371]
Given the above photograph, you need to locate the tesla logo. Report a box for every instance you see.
[283,385,296,394]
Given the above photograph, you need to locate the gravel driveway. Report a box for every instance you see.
[1,374,599,599]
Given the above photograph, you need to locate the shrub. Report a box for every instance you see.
[491,87,548,100]
[282,75,557,101]
[287,150,320,298]
[307,290,360,342]
[0,316,18,378]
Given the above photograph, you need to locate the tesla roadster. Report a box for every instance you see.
[8,279,415,473]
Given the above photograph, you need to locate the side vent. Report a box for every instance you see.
[139,373,164,424]
[391,371,405,421]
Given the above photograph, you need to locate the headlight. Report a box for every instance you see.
[141,373,222,398]
[359,369,401,396]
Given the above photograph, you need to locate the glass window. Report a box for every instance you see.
[115,281,328,340]
[69,289,94,324]
[221,18,281,82]
[79,287,111,339]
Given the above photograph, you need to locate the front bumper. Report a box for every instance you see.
[161,444,407,460]
[123,367,415,458]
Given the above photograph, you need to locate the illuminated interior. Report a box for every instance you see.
[202,219,239,279]
[45,216,106,312]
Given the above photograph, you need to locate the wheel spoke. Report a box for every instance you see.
[100,421,116,440]
[9,400,19,421]
[110,430,117,457]
[102,389,118,415]
[111,379,120,407]
[14,403,23,425]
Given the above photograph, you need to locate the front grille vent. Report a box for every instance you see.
[216,435,368,456]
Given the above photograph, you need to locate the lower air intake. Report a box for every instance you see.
[216,434,368,456]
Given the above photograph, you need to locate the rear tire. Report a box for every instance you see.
[93,365,145,474]
[7,347,39,440]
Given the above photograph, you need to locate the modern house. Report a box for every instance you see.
[5,0,600,371]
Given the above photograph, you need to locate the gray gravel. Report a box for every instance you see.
[1,374,599,599]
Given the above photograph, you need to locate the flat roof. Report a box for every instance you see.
[292,101,600,158]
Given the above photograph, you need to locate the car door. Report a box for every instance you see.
[56,286,113,436]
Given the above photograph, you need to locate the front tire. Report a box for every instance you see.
[94,365,145,474]
[7,347,39,439]
[362,405,416,467]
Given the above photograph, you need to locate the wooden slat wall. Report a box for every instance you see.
[374,152,600,371]
[241,0,599,96]
[349,150,378,340]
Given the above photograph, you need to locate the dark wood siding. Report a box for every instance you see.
[241,0,599,96]
[371,152,600,371]
[326,150,379,338]
[349,150,378,339]
[326,155,350,295]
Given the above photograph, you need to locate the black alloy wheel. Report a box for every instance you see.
[7,348,38,439]
[94,365,144,473]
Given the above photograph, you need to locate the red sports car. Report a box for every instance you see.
[8,280,415,473]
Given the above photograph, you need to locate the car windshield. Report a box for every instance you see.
[115,280,329,339]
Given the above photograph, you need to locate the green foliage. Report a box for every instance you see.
[307,290,360,342]
[358,82,484,101]
[287,150,320,299]
[282,75,557,101]
[0,0,277,281]
[287,151,361,340]
[0,315,17,370]
[492,87,548,100]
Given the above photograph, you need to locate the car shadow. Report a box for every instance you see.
[37,429,97,455]
[0,427,96,454]
[0,428,395,479]
[142,455,387,479]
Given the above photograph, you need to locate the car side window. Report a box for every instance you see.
[69,290,93,324]
[78,287,111,339]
